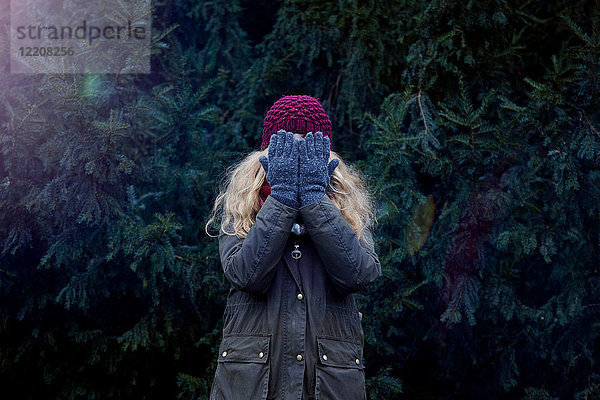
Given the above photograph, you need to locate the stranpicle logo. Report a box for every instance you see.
[10,0,151,74]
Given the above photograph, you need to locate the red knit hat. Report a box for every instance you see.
[261,95,332,150]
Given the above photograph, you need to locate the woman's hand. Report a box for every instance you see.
[259,130,300,209]
[298,131,339,207]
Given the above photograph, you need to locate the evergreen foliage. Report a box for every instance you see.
[1,0,599,399]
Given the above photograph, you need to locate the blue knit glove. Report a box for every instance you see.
[259,130,300,209]
[298,131,340,207]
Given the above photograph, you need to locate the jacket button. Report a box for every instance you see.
[297,293,303,300]
[222,351,227,357]
[322,354,328,361]
[296,354,303,361]
[259,352,264,358]
[355,358,360,365]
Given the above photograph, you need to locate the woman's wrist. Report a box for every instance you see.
[270,192,300,209]
[299,188,325,207]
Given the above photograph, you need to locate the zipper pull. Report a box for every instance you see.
[291,240,302,259]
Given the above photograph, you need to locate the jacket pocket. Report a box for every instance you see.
[314,336,366,400]
[210,333,271,400]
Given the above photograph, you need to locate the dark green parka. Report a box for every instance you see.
[209,193,381,400]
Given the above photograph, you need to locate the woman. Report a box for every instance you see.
[205,95,381,400]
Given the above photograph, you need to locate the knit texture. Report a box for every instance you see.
[258,130,300,209]
[298,132,339,207]
[262,95,332,151]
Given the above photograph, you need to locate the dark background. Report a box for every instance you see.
[1,0,599,399]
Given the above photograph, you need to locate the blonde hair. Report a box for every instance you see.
[205,147,376,240]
